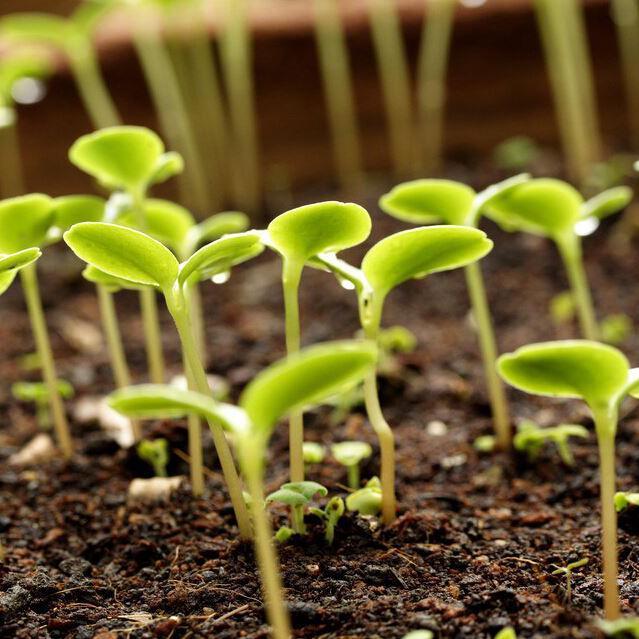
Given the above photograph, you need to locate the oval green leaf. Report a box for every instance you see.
[52,195,105,232]
[498,340,629,408]
[581,186,633,221]
[362,226,493,296]
[267,201,371,261]
[64,222,179,289]
[0,247,41,274]
[149,151,184,186]
[379,179,476,225]
[0,194,54,253]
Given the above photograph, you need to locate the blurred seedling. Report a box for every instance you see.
[303,442,326,467]
[64,220,262,514]
[494,135,542,172]
[599,617,639,638]
[514,420,589,466]
[600,314,633,346]
[499,340,639,620]
[309,496,345,545]
[108,339,377,639]
[486,178,632,340]
[12,380,74,431]
[614,491,639,512]
[137,437,169,478]
[331,441,372,488]
[266,481,328,535]
[494,629,517,639]
[380,175,528,450]
[264,201,371,482]
[346,476,383,517]
[551,557,588,603]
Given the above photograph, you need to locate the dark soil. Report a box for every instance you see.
[2,181,639,638]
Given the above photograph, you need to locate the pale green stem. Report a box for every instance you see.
[417,0,455,173]
[347,463,360,489]
[166,286,252,539]
[20,264,73,458]
[139,288,165,385]
[97,284,141,441]
[368,0,415,177]
[291,504,306,535]
[593,406,620,621]
[186,282,206,364]
[36,401,50,430]
[313,0,363,194]
[464,261,511,449]
[243,460,292,639]
[183,358,205,497]
[282,260,304,483]
[220,0,260,212]
[556,236,599,341]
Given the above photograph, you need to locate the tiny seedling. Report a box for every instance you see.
[264,201,371,482]
[486,178,633,340]
[137,438,170,478]
[266,481,328,535]
[346,476,383,516]
[108,339,377,639]
[599,617,639,638]
[12,380,74,431]
[614,491,639,512]
[551,557,588,603]
[494,136,542,172]
[513,420,589,466]
[309,496,345,545]
[499,340,639,620]
[495,629,517,639]
[303,442,326,466]
[601,314,633,346]
[380,175,529,449]
[331,441,373,488]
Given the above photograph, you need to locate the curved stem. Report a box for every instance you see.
[464,261,511,449]
[20,264,73,458]
[557,236,599,340]
[283,260,304,483]
[593,407,620,620]
[166,287,252,539]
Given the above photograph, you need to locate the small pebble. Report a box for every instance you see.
[426,420,448,436]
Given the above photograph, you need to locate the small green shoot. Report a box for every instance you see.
[331,441,372,488]
[494,629,517,639]
[346,476,383,516]
[499,340,639,620]
[303,442,326,466]
[274,526,295,544]
[473,434,496,453]
[614,491,639,513]
[551,557,588,603]
[309,496,345,545]
[513,420,589,466]
[266,481,328,535]
[137,438,169,478]
[12,380,73,430]
[601,314,633,346]
[494,136,542,172]
[599,617,639,638]
[550,291,576,326]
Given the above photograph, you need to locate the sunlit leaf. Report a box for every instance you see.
[0,194,54,252]
[52,195,105,232]
[581,186,633,221]
[149,151,184,186]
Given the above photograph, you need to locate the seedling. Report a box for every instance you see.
[0,195,73,458]
[614,491,639,512]
[331,441,373,488]
[551,557,588,603]
[486,178,633,340]
[64,220,262,513]
[309,496,345,545]
[494,136,542,172]
[498,340,639,620]
[266,481,328,535]
[380,175,529,449]
[137,438,169,478]
[346,476,383,516]
[599,618,639,638]
[264,201,371,482]
[513,420,589,466]
[12,380,74,431]
[495,629,517,639]
[601,314,633,346]
[303,442,326,466]
[108,339,377,639]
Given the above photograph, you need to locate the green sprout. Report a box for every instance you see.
[264,201,371,483]
[498,340,639,620]
[331,441,373,489]
[303,442,326,466]
[309,496,345,545]
[495,629,517,639]
[614,491,639,513]
[64,220,262,515]
[380,175,529,450]
[346,476,383,517]
[0,195,74,458]
[108,339,377,639]
[601,314,633,346]
[486,178,632,340]
[513,419,589,466]
[599,617,639,638]
[266,481,328,535]
[12,380,74,431]
[551,557,588,603]
[494,136,542,172]
[137,438,170,478]
[316,224,493,522]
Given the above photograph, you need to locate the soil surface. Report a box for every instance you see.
[2,177,639,638]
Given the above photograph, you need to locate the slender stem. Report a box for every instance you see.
[166,286,252,539]
[97,284,141,441]
[464,262,511,449]
[312,0,363,194]
[20,264,73,458]
[291,504,306,535]
[594,407,620,621]
[139,288,165,384]
[186,282,207,364]
[368,0,415,177]
[557,236,599,341]
[282,260,304,482]
[244,463,292,639]
[417,0,455,173]
[183,358,205,497]
[347,464,360,489]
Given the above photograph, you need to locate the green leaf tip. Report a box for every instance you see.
[0,193,54,253]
